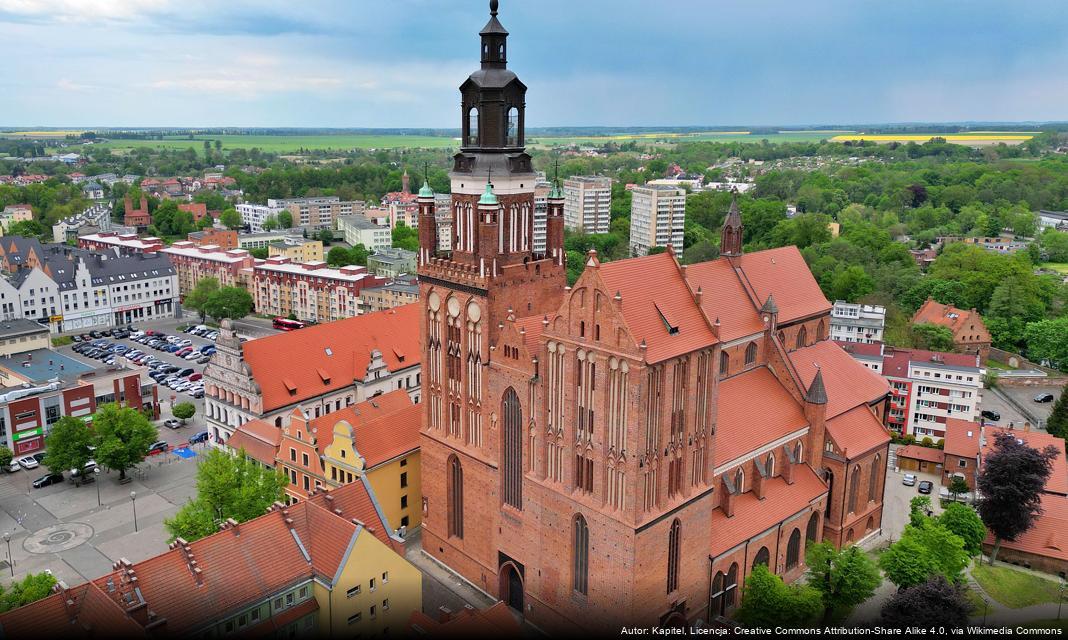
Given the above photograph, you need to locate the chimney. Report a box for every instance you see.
[751,459,766,500]
[720,476,736,517]
[780,444,796,485]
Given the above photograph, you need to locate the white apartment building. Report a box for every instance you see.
[906,354,984,440]
[236,229,305,250]
[563,176,611,234]
[830,301,886,344]
[533,179,551,255]
[236,203,285,233]
[337,216,393,252]
[267,196,365,231]
[629,184,686,256]
[434,194,453,253]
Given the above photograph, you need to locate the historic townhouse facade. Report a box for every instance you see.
[417,4,891,633]
[203,306,420,445]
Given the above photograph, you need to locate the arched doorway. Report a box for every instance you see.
[500,563,524,613]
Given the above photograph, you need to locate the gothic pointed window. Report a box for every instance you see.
[447,455,464,539]
[869,454,880,502]
[667,519,681,593]
[724,563,739,609]
[710,571,725,617]
[506,107,519,146]
[806,512,820,542]
[744,342,756,365]
[786,528,801,570]
[816,319,826,341]
[573,514,589,596]
[502,387,522,509]
[753,546,770,568]
[796,326,808,349]
[719,350,729,376]
[467,107,479,146]
[848,465,861,514]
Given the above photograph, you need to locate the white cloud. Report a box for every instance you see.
[56,77,98,92]
[1,0,173,24]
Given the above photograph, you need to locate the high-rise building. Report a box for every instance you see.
[629,184,685,256]
[830,301,886,344]
[563,175,611,234]
[533,177,551,254]
[417,3,891,632]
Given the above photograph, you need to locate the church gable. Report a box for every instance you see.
[547,251,640,358]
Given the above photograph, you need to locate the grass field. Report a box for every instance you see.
[831,133,1035,145]
[529,130,852,147]
[1042,263,1068,275]
[971,562,1064,609]
[78,134,463,153]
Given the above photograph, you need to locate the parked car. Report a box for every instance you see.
[71,335,83,343]
[5,460,19,473]
[189,431,210,444]
[147,441,169,456]
[188,372,203,382]
[175,347,193,357]
[178,368,195,378]
[902,473,917,486]
[200,346,217,356]
[89,331,102,339]
[1035,393,1056,403]
[16,455,39,470]
[184,351,203,361]
[32,473,65,489]
[980,410,1000,421]
[164,419,182,429]
[32,452,46,465]
[191,389,205,399]
[70,461,98,483]
[197,356,211,365]
[918,480,934,494]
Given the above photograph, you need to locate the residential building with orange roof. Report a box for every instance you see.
[912,297,991,361]
[415,6,891,631]
[203,306,421,447]
[0,478,422,637]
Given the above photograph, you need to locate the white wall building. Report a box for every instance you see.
[563,176,611,234]
[629,184,686,256]
[830,301,886,344]
[236,203,285,233]
[337,216,393,252]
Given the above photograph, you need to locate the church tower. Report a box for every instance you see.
[720,191,744,257]
[419,0,567,609]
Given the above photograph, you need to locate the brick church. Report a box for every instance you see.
[418,1,893,632]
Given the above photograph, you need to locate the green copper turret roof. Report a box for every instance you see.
[419,180,434,198]
[479,181,498,205]
[549,181,563,199]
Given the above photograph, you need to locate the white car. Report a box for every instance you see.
[16,455,39,470]
[184,351,203,360]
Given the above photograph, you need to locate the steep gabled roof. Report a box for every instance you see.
[310,389,419,468]
[598,251,717,363]
[243,304,419,411]
[825,405,890,458]
[735,246,831,323]
[790,340,890,419]
[715,366,808,466]
[683,258,765,341]
[228,419,283,466]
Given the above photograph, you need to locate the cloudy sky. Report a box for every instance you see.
[2,0,1066,128]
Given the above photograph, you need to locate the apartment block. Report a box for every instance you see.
[235,202,284,233]
[267,238,325,262]
[830,301,886,344]
[337,216,392,252]
[268,196,365,231]
[161,241,256,296]
[563,175,612,234]
[628,184,685,256]
[251,256,388,323]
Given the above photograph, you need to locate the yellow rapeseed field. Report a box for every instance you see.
[831,134,1034,143]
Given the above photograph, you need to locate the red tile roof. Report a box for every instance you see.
[715,367,808,466]
[736,246,831,323]
[896,444,946,465]
[943,418,981,459]
[512,314,545,356]
[409,601,521,636]
[710,465,827,557]
[228,419,282,466]
[826,405,890,458]
[790,341,889,419]
[598,251,718,364]
[982,426,1068,495]
[912,299,990,341]
[0,584,143,639]
[242,304,419,411]
[309,389,419,468]
[307,477,402,552]
[984,493,1068,562]
[684,258,765,341]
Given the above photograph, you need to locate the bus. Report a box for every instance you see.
[272,317,306,332]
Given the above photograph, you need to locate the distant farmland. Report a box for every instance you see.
[78,134,462,153]
[830,133,1037,146]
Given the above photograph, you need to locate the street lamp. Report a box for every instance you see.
[3,532,11,577]
[130,491,138,533]
[94,468,101,507]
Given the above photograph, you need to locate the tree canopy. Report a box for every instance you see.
[93,403,158,482]
[881,576,971,629]
[0,572,58,613]
[43,416,94,474]
[805,543,881,623]
[735,564,823,627]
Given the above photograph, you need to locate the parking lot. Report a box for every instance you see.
[883,444,947,541]
[999,383,1064,427]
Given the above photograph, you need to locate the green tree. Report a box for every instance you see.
[1046,390,1068,440]
[938,502,986,556]
[195,215,214,230]
[219,208,242,229]
[93,403,158,482]
[1024,317,1068,372]
[42,416,93,474]
[0,446,11,471]
[172,402,196,424]
[947,476,970,500]
[183,277,220,322]
[879,534,937,589]
[318,229,334,245]
[249,247,268,259]
[277,210,293,229]
[805,543,881,623]
[204,286,254,321]
[909,519,970,582]
[1040,229,1068,263]
[0,571,58,613]
[164,448,288,542]
[829,265,875,303]
[910,323,956,352]
[261,215,278,231]
[909,496,933,527]
[392,223,418,251]
[735,564,823,627]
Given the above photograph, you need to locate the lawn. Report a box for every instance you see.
[1042,263,1068,275]
[965,587,989,615]
[971,562,1064,609]
[984,359,1016,371]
